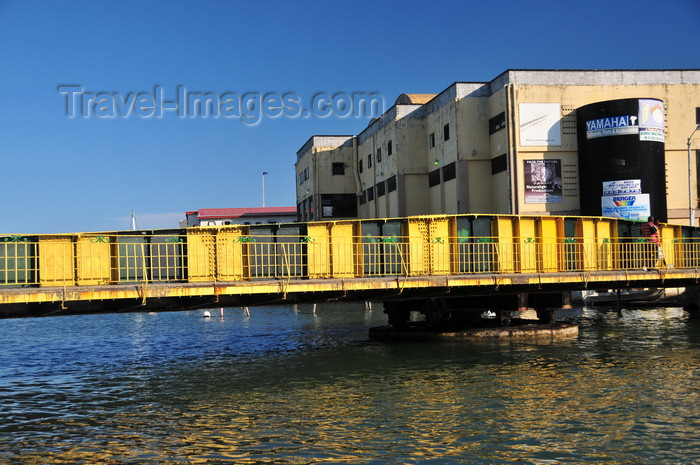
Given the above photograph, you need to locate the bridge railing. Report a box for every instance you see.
[2,215,700,287]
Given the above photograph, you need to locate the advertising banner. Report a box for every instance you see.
[519,103,561,146]
[601,194,650,220]
[602,179,642,196]
[524,159,562,204]
[638,99,665,142]
[583,99,665,142]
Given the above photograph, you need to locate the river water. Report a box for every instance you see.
[0,303,698,464]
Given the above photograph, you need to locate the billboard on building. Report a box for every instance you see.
[638,99,665,142]
[524,159,562,204]
[601,194,650,220]
[583,99,666,143]
[519,103,561,146]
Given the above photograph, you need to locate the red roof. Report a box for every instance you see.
[189,207,297,219]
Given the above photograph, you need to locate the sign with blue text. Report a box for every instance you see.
[601,194,650,220]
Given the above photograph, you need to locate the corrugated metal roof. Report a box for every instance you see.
[195,207,297,219]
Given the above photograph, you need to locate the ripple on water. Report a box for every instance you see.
[0,305,698,464]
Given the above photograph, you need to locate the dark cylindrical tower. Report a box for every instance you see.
[577,98,666,221]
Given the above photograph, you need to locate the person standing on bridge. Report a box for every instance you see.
[640,216,659,270]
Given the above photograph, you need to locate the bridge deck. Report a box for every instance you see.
[1,268,696,318]
[2,213,699,317]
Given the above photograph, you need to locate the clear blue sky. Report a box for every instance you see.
[1,0,698,233]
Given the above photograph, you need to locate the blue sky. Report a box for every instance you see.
[0,0,698,234]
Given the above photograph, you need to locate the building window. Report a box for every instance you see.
[697,107,700,124]
[429,132,435,148]
[388,140,393,155]
[442,162,456,182]
[377,148,382,162]
[428,168,441,187]
[359,193,366,204]
[321,194,357,218]
[366,186,374,201]
[332,162,345,175]
[489,112,506,134]
[304,167,309,180]
[298,172,304,185]
[443,124,450,141]
[376,181,385,197]
[367,154,372,168]
[387,175,397,192]
[491,154,507,174]
[359,159,363,173]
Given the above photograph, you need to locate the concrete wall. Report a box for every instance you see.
[358,104,427,218]
[455,86,491,214]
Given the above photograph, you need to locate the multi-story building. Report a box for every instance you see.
[295,69,700,224]
[295,136,358,222]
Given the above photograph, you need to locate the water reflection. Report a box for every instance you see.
[0,304,698,464]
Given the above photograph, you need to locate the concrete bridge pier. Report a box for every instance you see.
[517,292,572,325]
[381,292,573,331]
[373,292,579,341]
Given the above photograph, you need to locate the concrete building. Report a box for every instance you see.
[295,136,358,222]
[184,207,297,227]
[295,69,700,225]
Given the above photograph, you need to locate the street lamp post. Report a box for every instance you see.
[689,125,700,226]
[262,171,268,207]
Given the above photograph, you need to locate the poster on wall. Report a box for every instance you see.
[519,103,562,146]
[638,99,665,142]
[601,194,650,220]
[524,159,563,204]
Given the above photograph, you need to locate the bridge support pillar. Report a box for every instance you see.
[383,301,411,328]
[681,285,700,318]
[517,293,528,312]
[522,292,572,324]
[562,291,572,309]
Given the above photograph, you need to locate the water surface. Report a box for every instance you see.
[0,304,698,464]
